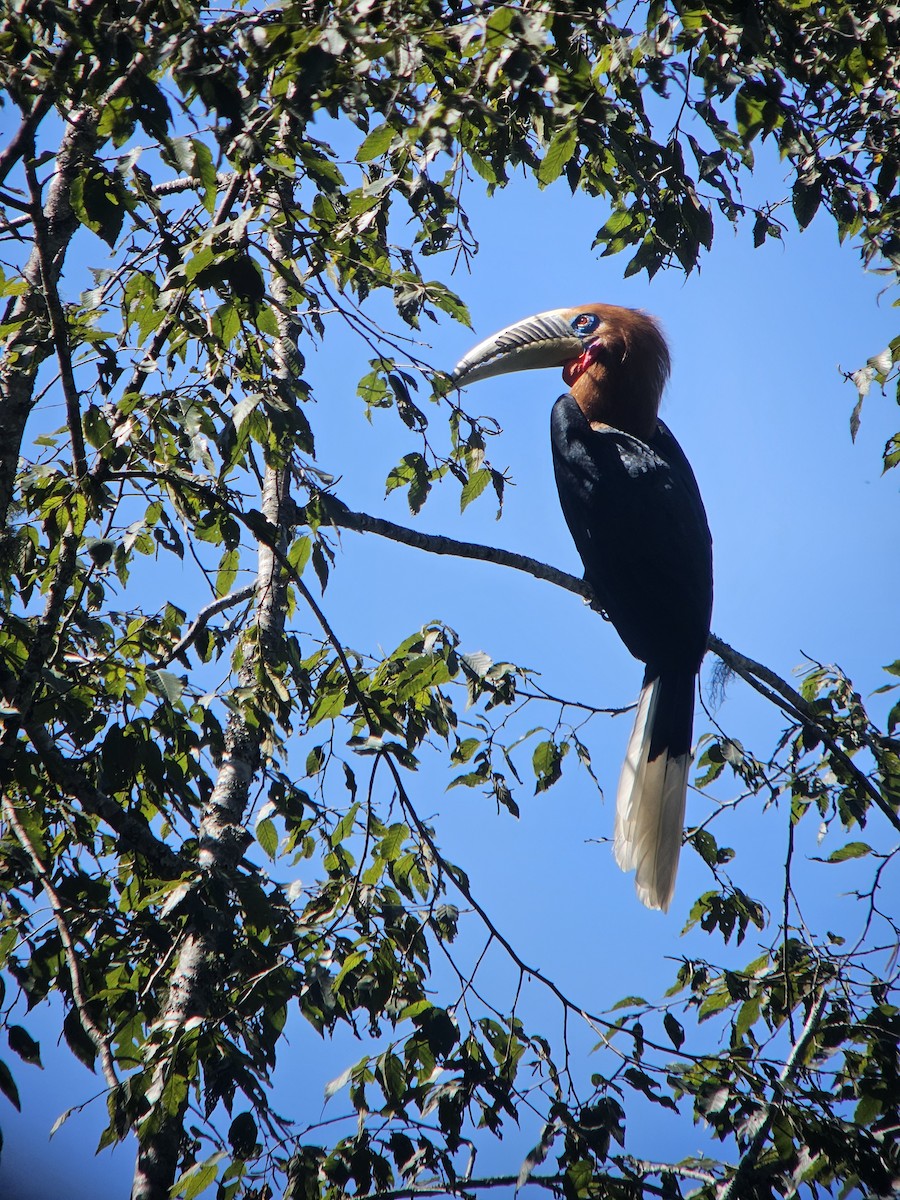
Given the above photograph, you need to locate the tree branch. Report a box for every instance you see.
[152,584,255,668]
[24,151,88,484]
[0,40,77,189]
[353,1157,719,1200]
[327,505,596,604]
[322,505,899,833]
[718,989,829,1200]
[707,635,900,836]
[1,794,119,1089]
[21,716,186,878]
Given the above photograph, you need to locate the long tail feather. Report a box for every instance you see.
[614,669,695,911]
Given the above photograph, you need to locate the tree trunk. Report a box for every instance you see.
[130,204,297,1200]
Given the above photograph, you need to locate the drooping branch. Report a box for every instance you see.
[0,38,78,189]
[353,1159,719,1200]
[707,635,900,836]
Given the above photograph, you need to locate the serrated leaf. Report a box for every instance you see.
[308,685,346,727]
[610,995,648,1011]
[147,669,185,705]
[460,467,491,513]
[256,817,278,859]
[538,125,578,185]
[827,841,871,862]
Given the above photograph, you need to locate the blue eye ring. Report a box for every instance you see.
[571,313,601,335]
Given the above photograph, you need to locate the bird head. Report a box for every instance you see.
[451,304,670,439]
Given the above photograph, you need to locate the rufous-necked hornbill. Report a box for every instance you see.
[451,305,713,911]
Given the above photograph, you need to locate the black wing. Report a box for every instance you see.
[550,393,712,671]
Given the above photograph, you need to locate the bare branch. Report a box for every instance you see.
[153,584,255,668]
[325,505,595,603]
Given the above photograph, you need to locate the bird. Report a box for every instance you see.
[451,304,713,911]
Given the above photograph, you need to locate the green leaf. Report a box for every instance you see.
[216,547,239,597]
[460,468,491,513]
[191,137,217,214]
[610,995,648,1011]
[71,162,129,247]
[147,669,185,706]
[173,1152,226,1199]
[532,738,568,792]
[288,535,312,574]
[469,151,497,184]
[256,816,279,859]
[538,125,578,185]
[308,685,347,727]
[883,432,900,473]
[826,841,872,863]
[356,124,394,162]
[332,802,360,846]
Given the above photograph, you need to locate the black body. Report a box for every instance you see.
[550,393,713,680]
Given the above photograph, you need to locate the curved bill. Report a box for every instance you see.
[451,308,582,387]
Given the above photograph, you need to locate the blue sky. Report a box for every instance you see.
[1,132,898,1198]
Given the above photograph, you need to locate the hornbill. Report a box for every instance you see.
[451,305,713,911]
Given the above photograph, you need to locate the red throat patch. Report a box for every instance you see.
[562,347,594,387]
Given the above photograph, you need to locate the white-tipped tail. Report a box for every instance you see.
[614,673,693,912]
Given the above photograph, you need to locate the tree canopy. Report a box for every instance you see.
[0,2,898,1199]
